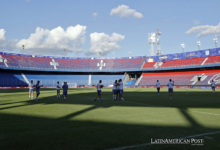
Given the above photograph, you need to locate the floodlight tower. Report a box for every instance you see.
[112,52,115,57]
[129,52,131,58]
[214,38,218,48]
[156,29,161,55]
[197,41,201,51]
[22,45,25,54]
[63,49,66,57]
[148,33,156,56]
[2,46,5,53]
[181,44,185,52]
[98,52,102,58]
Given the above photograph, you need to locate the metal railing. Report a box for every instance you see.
[0,78,116,87]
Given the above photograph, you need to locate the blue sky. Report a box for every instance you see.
[0,0,220,57]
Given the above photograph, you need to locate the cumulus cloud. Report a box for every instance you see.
[0,29,6,41]
[110,5,143,18]
[86,32,125,56]
[93,12,98,17]
[16,25,87,55]
[0,29,17,51]
[186,22,220,38]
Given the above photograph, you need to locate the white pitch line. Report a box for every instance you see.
[205,136,213,139]
[188,110,220,116]
[107,131,220,150]
[124,101,220,116]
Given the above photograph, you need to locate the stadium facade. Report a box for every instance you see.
[0,47,220,88]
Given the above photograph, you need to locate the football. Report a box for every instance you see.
[100,85,104,88]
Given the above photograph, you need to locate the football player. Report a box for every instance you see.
[29,80,34,99]
[94,80,103,102]
[167,79,174,99]
[57,81,61,98]
[156,80,161,95]
[35,80,43,101]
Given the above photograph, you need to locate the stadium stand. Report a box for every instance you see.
[0,72,28,86]
[142,56,220,69]
[139,70,220,85]
[0,71,124,87]
[91,75,123,86]
[1,48,220,87]
[125,80,136,86]
[0,53,145,71]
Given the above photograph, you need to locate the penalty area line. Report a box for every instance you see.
[106,131,220,150]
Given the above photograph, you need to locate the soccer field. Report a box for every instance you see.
[1,88,220,150]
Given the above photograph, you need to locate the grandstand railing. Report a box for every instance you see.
[0,79,117,87]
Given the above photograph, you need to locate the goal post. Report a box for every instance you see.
[68,83,77,88]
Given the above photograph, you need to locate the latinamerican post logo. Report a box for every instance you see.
[151,138,204,146]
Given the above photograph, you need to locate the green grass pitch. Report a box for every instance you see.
[1,88,220,150]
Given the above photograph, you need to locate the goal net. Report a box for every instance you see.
[61,82,77,88]
[68,83,77,88]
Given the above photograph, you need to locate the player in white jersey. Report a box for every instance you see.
[167,79,174,99]
[113,80,118,100]
[57,81,61,98]
[211,80,215,93]
[118,79,124,101]
[156,80,161,95]
[29,80,34,99]
[94,80,103,102]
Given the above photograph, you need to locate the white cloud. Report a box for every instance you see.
[186,22,220,38]
[86,32,125,56]
[16,25,87,55]
[93,12,98,17]
[0,29,6,41]
[110,5,143,18]
[192,20,200,25]
[0,29,17,51]
[92,12,98,20]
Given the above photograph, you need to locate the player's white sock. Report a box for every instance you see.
[29,96,30,99]
[31,96,33,99]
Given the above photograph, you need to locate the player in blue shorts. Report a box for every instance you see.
[156,80,161,95]
[118,79,124,101]
[57,81,61,98]
[35,80,43,101]
[94,80,103,102]
[167,79,174,99]
[116,80,120,100]
[62,82,68,100]
[211,80,215,93]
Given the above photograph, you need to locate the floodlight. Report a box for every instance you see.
[214,38,218,48]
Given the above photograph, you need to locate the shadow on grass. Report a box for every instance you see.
[0,89,220,149]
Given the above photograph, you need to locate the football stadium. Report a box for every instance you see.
[1,48,220,149]
[1,1,220,150]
